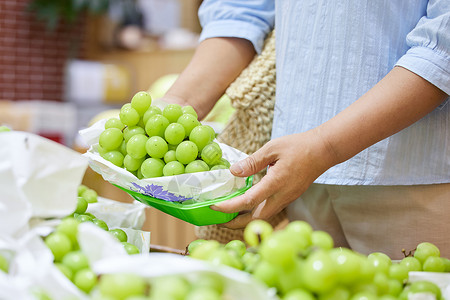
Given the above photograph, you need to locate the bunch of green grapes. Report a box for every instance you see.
[188,220,449,300]
[98,91,230,178]
[94,272,229,300]
[43,185,140,294]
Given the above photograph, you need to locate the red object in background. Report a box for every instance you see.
[0,0,86,102]
[38,131,64,144]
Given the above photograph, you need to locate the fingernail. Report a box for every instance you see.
[230,161,244,175]
[210,205,220,211]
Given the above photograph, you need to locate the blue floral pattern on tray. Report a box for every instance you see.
[130,182,193,202]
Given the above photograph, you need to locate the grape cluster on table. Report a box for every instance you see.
[187,220,450,300]
[98,91,230,178]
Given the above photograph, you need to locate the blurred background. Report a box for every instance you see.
[0,0,233,250]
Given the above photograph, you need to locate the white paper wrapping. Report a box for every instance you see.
[79,119,249,202]
[409,271,450,300]
[0,132,88,237]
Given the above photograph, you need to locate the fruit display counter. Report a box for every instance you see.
[1,90,449,299]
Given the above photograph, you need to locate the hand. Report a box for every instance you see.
[211,128,337,229]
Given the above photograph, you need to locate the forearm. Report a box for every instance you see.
[164,37,256,119]
[318,66,448,166]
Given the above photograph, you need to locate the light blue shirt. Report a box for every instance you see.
[199,0,450,185]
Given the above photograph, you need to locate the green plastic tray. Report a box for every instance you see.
[114,176,253,226]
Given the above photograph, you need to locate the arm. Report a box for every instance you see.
[213,66,447,228]
[163,37,256,120]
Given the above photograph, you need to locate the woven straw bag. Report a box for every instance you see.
[195,31,288,243]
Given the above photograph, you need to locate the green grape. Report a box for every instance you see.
[76,214,93,223]
[45,232,72,261]
[109,229,128,243]
[189,240,221,260]
[408,280,441,299]
[163,150,177,163]
[352,283,378,296]
[423,256,446,272]
[163,103,183,123]
[224,240,247,257]
[185,160,209,173]
[400,256,422,272]
[119,104,140,126]
[55,262,73,280]
[210,164,228,170]
[318,286,351,300]
[252,260,280,288]
[164,123,186,145]
[186,287,221,300]
[61,251,89,273]
[143,106,162,124]
[177,114,200,136]
[443,258,450,272]
[207,248,244,270]
[99,128,123,151]
[136,168,143,179]
[122,242,140,255]
[414,242,440,264]
[123,125,146,142]
[176,141,198,164]
[105,117,125,130]
[193,273,225,294]
[145,136,168,158]
[74,268,97,293]
[311,230,334,250]
[368,252,391,274]
[102,150,124,167]
[145,114,170,137]
[388,263,409,283]
[386,279,403,297]
[350,291,378,300]
[131,91,152,115]
[119,141,127,156]
[187,239,207,254]
[92,218,109,231]
[242,252,260,273]
[300,249,338,293]
[284,220,313,251]
[189,125,213,151]
[168,143,177,150]
[124,155,145,172]
[151,276,190,300]
[243,219,273,247]
[201,143,222,165]
[0,255,8,273]
[259,231,296,268]
[182,105,198,118]
[81,189,98,204]
[283,288,315,300]
[358,255,376,283]
[0,126,11,132]
[219,158,231,168]
[163,161,185,176]
[97,144,107,156]
[373,272,389,295]
[378,295,398,300]
[99,273,147,300]
[278,260,303,295]
[127,134,148,159]
[74,196,88,214]
[140,158,165,178]
[56,217,80,245]
[329,247,361,285]
[77,184,88,196]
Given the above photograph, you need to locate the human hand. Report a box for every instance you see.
[211,129,337,229]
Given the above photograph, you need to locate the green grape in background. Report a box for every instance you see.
[163,161,185,176]
[74,197,88,214]
[140,158,165,178]
[57,217,80,246]
[109,228,128,243]
[92,218,109,231]
[177,113,200,136]
[99,273,147,300]
[0,254,9,273]
[62,251,89,274]
[422,256,446,272]
[368,252,392,275]
[400,256,422,272]
[143,106,162,124]
[123,155,145,172]
[243,220,273,247]
[131,91,152,116]
[73,268,97,293]
[0,126,11,132]
[45,232,73,261]
[122,242,140,255]
[182,105,198,118]
[414,242,441,265]
[55,263,73,280]
[151,276,191,300]
[201,143,222,166]
[311,230,334,250]
[77,184,88,196]
[81,189,98,204]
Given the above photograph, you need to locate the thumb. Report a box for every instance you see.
[230,143,276,177]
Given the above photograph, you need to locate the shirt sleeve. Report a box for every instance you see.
[198,0,275,54]
[395,0,450,95]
